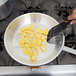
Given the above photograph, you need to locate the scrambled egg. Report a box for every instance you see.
[19,23,48,62]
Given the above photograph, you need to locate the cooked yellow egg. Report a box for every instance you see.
[19,23,48,62]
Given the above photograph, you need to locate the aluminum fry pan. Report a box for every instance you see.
[4,13,64,66]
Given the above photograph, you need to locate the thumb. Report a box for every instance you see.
[70,20,76,24]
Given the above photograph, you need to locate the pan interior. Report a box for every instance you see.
[4,13,64,66]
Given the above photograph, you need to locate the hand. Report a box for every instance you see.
[68,8,76,24]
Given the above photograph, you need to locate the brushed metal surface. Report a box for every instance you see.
[4,13,64,66]
[0,65,76,76]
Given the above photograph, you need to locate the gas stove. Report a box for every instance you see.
[0,0,76,67]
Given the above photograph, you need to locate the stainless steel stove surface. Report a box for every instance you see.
[0,0,76,66]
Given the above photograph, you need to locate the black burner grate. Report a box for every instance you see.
[55,5,73,20]
[18,0,48,14]
[19,7,48,14]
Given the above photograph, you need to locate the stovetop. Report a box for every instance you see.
[0,0,76,66]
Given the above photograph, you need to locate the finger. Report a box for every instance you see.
[68,8,76,20]
[70,20,76,24]
[68,15,74,20]
[68,14,76,20]
[73,8,76,13]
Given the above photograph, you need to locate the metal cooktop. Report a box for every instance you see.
[0,0,76,66]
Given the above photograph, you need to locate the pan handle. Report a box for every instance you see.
[63,46,76,55]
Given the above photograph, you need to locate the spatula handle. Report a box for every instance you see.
[47,19,76,42]
[67,19,76,24]
[60,19,76,30]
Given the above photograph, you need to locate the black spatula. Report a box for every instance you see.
[47,20,73,43]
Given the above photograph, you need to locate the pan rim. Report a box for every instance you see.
[4,12,65,66]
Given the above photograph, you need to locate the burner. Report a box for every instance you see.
[20,6,48,14]
[0,0,76,66]
[55,4,73,20]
